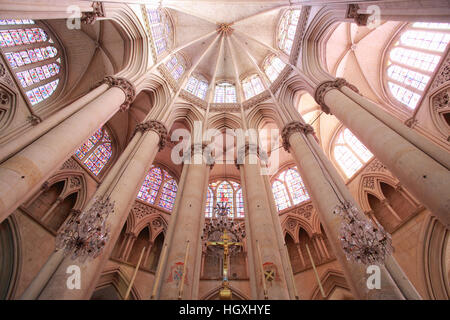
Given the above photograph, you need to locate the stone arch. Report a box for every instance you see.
[246,103,284,130]
[200,285,249,300]
[207,112,243,131]
[419,215,450,300]
[91,267,141,300]
[0,215,21,300]
[310,269,352,300]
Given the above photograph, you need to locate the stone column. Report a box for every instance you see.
[37,120,168,299]
[282,121,412,299]
[155,144,211,299]
[314,79,450,229]
[236,144,291,300]
[0,76,135,223]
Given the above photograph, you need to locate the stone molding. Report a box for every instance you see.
[157,65,180,92]
[179,90,208,109]
[289,6,311,65]
[103,76,136,111]
[242,90,271,110]
[281,121,314,151]
[134,120,168,151]
[314,78,359,114]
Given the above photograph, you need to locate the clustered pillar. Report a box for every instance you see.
[30,120,168,299]
[281,121,412,299]
[153,143,211,300]
[0,76,135,223]
[314,78,450,229]
[236,144,293,300]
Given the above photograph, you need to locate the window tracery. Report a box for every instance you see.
[74,127,113,176]
[205,180,244,218]
[137,165,178,212]
[0,19,63,106]
[214,82,236,103]
[242,74,264,100]
[386,23,450,109]
[272,166,309,212]
[333,127,373,178]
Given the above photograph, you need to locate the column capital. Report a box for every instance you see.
[346,4,370,26]
[103,76,136,112]
[134,120,168,151]
[314,78,359,114]
[281,121,314,152]
[81,2,105,25]
[28,114,42,126]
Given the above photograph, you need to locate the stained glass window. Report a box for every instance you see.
[242,74,264,100]
[185,75,209,99]
[146,7,172,55]
[137,165,178,212]
[205,188,214,218]
[272,166,309,212]
[278,9,301,54]
[386,23,450,109]
[214,82,236,103]
[263,55,286,82]
[165,54,185,80]
[205,180,244,218]
[0,21,62,106]
[158,172,178,211]
[333,128,373,178]
[74,127,113,176]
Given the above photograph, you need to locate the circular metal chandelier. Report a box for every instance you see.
[333,201,393,266]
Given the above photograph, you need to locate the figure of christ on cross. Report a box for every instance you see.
[206,229,243,299]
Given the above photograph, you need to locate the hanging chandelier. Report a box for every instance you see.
[333,201,393,266]
[201,192,246,251]
[56,196,114,262]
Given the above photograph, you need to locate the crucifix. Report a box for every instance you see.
[207,229,242,300]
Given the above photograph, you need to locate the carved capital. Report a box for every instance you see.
[314,78,359,114]
[81,1,105,25]
[281,121,314,151]
[404,117,418,128]
[134,120,168,151]
[103,76,136,111]
[346,4,370,26]
[27,114,42,126]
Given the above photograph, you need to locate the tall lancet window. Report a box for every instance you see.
[242,74,264,100]
[137,165,178,212]
[165,54,185,80]
[214,82,236,103]
[0,19,63,106]
[146,7,173,55]
[185,74,209,99]
[263,55,286,82]
[386,22,450,109]
[74,127,113,176]
[277,9,301,54]
[271,166,309,212]
[205,180,244,218]
[333,127,373,178]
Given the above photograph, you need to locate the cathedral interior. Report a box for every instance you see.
[0,0,449,301]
